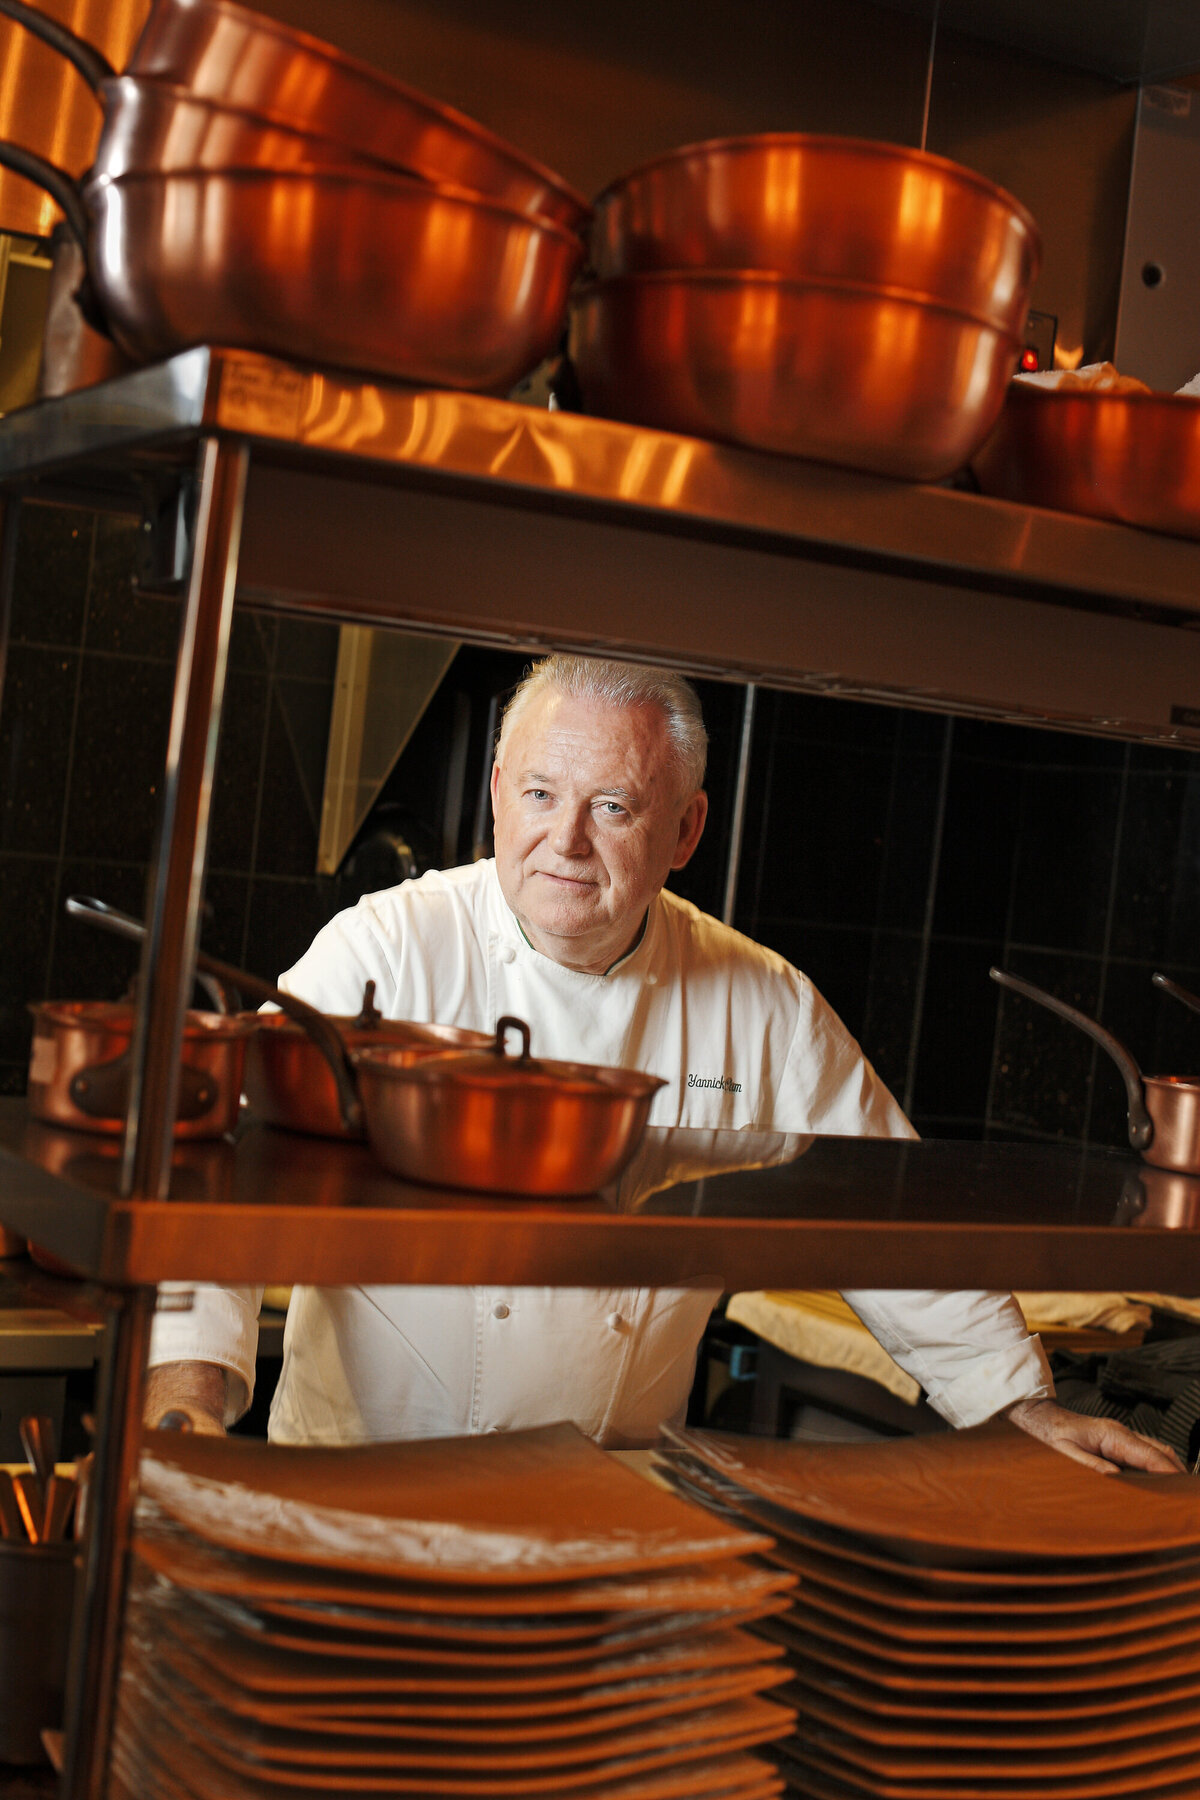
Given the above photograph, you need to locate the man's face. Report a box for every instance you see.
[490,688,708,974]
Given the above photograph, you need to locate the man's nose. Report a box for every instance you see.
[549,804,591,856]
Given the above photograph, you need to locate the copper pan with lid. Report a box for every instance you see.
[354,1015,667,1197]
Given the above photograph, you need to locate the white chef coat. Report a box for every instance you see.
[149,861,1052,1444]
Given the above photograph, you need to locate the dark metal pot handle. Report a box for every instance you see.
[0,0,116,91]
[65,894,363,1134]
[493,1015,532,1060]
[1153,971,1200,1018]
[989,966,1154,1152]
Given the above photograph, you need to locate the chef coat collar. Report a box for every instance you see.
[512,908,651,977]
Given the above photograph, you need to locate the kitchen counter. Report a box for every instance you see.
[2,1101,1198,1293]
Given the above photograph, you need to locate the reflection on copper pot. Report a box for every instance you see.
[570,271,1020,481]
[1117,1168,1200,1230]
[591,134,1040,339]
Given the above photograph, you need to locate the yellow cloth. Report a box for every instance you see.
[725,1289,1161,1408]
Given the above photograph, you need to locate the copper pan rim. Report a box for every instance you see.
[93,74,428,177]
[594,130,1041,249]
[575,269,1024,344]
[81,161,585,247]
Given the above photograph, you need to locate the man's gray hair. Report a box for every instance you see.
[497,655,708,793]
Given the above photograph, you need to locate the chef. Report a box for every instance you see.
[146,655,1180,1474]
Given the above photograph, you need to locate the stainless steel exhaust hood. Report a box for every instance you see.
[317,626,459,875]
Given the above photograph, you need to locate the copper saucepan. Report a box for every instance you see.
[0,140,583,393]
[354,1015,667,1197]
[990,967,1200,1173]
[0,0,590,230]
[64,895,491,1140]
[27,997,255,1139]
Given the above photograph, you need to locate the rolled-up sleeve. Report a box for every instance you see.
[148,1283,263,1419]
[841,1288,1053,1427]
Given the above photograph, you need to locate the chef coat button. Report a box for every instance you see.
[492,1302,510,1320]
[500,947,516,964]
[606,1311,625,1332]
[645,973,658,986]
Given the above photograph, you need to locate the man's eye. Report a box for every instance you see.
[528,789,551,802]
[599,801,627,817]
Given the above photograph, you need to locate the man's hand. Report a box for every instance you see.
[144,1361,229,1436]
[1005,1395,1186,1475]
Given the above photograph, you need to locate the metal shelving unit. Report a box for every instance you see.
[4,346,1200,1798]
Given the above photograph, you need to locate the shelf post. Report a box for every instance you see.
[121,436,249,1202]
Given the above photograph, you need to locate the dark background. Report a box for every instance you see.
[5,498,1200,1155]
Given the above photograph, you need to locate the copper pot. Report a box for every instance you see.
[591,134,1040,340]
[0,143,583,393]
[0,0,588,230]
[972,381,1200,542]
[244,986,491,1141]
[26,999,253,1138]
[990,968,1200,1174]
[354,1015,666,1197]
[569,271,1020,481]
[121,0,590,230]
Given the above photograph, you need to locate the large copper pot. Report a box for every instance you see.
[354,1016,666,1197]
[569,271,1020,481]
[0,144,583,393]
[0,0,588,230]
[590,134,1040,339]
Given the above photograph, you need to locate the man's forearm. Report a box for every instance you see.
[144,1361,231,1434]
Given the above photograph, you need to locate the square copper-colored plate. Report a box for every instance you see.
[156,1605,785,1698]
[661,1454,1200,1605]
[664,1423,1200,1564]
[133,1528,793,1619]
[140,1422,771,1581]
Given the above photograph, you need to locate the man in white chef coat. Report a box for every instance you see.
[146,655,1179,1474]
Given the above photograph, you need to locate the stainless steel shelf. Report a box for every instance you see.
[4,348,1200,748]
[4,1102,1197,1293]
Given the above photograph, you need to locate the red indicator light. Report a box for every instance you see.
[1019,348,1040,371]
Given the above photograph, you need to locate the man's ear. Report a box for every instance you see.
[489,760,501,812]
[671,791,709,870]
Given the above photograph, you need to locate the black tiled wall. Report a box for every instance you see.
[0,501,340,1094]
[4,500,1200,1154]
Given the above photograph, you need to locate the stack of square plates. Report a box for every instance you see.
[657,1420,1200,1799]
[111,1423,797,1800]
